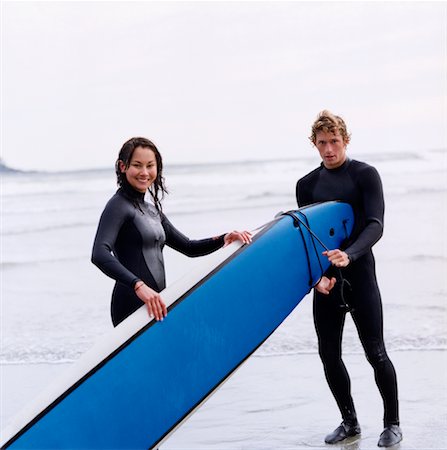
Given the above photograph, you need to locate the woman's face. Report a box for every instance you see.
[120,146,158,193]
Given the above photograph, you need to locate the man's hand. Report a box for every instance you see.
[323,249,350,268]
[315,276,337,295]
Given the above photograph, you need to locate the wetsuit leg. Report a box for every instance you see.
[111,283,144,327]
[349,277,399,426]
[313,290,357,423]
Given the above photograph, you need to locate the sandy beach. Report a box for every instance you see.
[2,348,446,449]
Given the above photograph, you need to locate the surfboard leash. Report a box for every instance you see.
[281,210,354,313]
[281,211,325,288]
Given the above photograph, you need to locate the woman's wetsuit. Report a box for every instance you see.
[92,184,225,326]
[296,158,399,427]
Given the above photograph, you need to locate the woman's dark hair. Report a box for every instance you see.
[115,137,168,212]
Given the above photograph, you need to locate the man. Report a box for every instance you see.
[296,110,402,447]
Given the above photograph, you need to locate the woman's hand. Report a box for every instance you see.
[134,282,167,321]
[315,276,337,295]
[224,230,252,247]
[323,249,350,268]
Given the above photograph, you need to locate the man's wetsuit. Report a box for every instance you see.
[296,158,399,427]
[92,183,225,326]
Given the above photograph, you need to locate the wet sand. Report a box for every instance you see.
[2,349,446,449]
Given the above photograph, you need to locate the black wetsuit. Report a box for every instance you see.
[92,183,225,326]
[296,158,399,427]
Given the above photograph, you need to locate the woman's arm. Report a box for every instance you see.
[91,197,140,288]
[162,215,251,256]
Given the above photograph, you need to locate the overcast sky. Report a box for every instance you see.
[2,1,446,171]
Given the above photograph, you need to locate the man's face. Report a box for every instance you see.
[314,130,348,169]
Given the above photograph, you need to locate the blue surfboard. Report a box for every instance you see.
[1,201,354,449]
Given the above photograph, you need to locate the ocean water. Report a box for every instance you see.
[1,149,446,367]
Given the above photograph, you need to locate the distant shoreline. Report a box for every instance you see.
[0,160,20,174]
[1,147,446,176]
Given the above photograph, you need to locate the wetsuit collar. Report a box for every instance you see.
[119,179,146,203]
[321,157,351,173]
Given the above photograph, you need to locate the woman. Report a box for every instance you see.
[92,137,252,327]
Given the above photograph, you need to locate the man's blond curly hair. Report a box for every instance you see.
[309,110,351,146]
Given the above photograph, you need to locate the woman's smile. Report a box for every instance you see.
[120,146,158,193]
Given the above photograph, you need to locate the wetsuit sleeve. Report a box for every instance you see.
[162,215,225,257]
[345,165,384,262]
[91,200,141,288]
